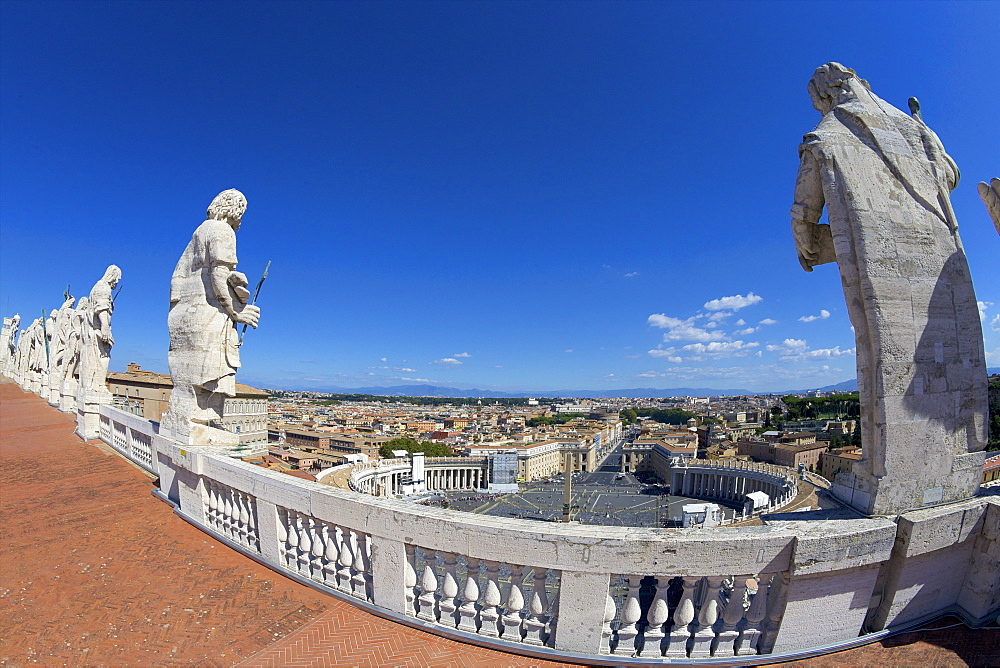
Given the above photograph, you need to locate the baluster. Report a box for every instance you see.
[457,558,481,633]
[403,543,418,616]
[206,481,219,529]
[758,572,789,654]
[336,526,354,592]
[222,488,234,538]
[717,575,750,656]
[245,496,258,550]
[478,560,502,637]
[275,508,289,567]
[665,576,699,657]
[643,576,671,657]
[309,519,325,579]
[416,549,440,622]
[599,592,617,654]
[438,552,460,626]
[321,523,338,585]
[690,575,724,657]
[351,532,370,599]
[285,510,300,569]
[295,515,311,575]
[522,568,549,646]
[615,575,642,655]
[544,583,558,646]
[737,573,770,656]
[236,494,250,546]
[500,564,525,641]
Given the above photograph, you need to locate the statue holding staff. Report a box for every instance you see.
[162,189,260,444]
[79,266,120,397]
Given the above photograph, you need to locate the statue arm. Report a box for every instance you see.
[790,146,826,272]
[210,264,259,328]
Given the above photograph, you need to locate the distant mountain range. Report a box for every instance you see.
[254,378,867,399]
[253,368,998,399]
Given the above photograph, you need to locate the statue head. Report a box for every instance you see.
[207,189,248,230]
[808,62,871,114]
[102,264,122,288]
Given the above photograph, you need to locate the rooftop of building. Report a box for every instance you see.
[107,362,269,397]
[1,376,996,666]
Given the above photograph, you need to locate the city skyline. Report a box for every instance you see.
[2,1,997,393]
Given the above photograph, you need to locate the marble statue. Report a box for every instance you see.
[162,189,260,445]
[79,266,120,398]
[1,314,19,376]
[979,177,1000,235]
[790,63,988,515]
[60,297,88,412]
[48,297,75,404]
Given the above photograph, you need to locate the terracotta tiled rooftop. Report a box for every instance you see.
[1,377,997,666]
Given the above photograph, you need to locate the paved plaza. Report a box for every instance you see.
[427,450,741,527]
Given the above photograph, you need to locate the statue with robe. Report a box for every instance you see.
[162,189,260,444]
[790,63,988,515]
[79,266,121,397]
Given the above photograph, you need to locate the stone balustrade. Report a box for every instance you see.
[88,404,1000,663]
[100,404,157,475]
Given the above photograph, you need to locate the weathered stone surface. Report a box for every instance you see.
[979,177,1000,235]
[790,63,989,516]
[161,189,259,446]
[78,265,120,399]
[0,314,19,376]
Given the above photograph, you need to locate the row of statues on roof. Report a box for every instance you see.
[1,266,121,430]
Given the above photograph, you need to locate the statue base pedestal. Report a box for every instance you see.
[59,380,78,413]
[76,389,111,440]
[159,421,240,448]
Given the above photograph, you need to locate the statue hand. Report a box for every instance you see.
[792,218,818,271]
[234,304,260,329]
[228,271,249,288]
[100,331,114,346]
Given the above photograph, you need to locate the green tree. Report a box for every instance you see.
[379,437,452,458]
[619,409,638,424]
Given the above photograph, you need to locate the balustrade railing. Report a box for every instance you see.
[276,507,374,602]
[405,544,560,648]
[603,571,783,658]
[204,479,260,553]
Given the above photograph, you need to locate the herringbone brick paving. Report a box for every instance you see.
[1,378,996,666]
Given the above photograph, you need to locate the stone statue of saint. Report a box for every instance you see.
[790,63,988,515]
[979,177,1000,235]
[60,297,88,411]
[1,314,19,376]
[79,265,121,398]
[162,189,260,445]
[48,296,75,403]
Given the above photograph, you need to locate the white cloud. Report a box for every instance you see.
[992,314,1000,333]
[399,367,416,373]
[804,346,856,359]
[766,338,808,353]
[706,311,732,322]
[379,357,387,362]
[735,319,746,326]
[648,347,678,358]
[565,349,574,353]
[625,354,641,359]
[799,309,831,323]
[703,292,763,311]
[734,327,758,336]
[431,357,463,366]
[680,340,760,357]
[399,376,430,382]
[986,347,1000,363]
[453,352,472,358]
[624,271,639,278]
[667,356,683,364]
[978,301,993,321]
[759,318,778,326]
[647,314,727,342]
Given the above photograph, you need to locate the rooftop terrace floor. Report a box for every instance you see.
[1,378,996,667]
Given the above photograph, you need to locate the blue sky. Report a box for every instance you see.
[1,0,997,393]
